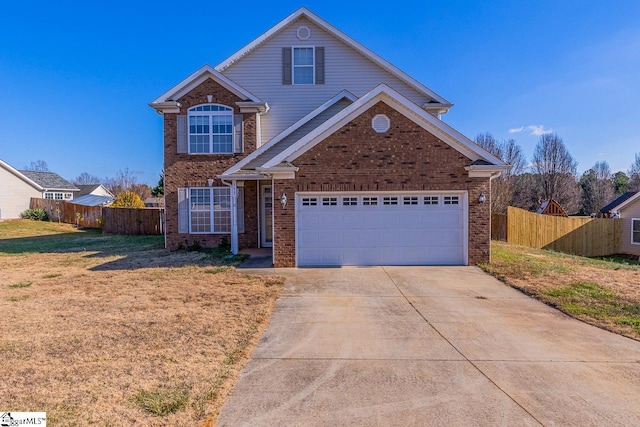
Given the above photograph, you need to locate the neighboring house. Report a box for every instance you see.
[145,197,165,208]
[601,191,640,256]
[72,184,115,207]
[536,199,568,217]
[0,159,79,219]
[150,7,508,267]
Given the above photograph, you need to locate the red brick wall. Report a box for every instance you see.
[163,78,258,250]
[273,101,491,267]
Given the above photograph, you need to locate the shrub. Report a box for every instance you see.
[20,208,49,221]
[111,191,146,208]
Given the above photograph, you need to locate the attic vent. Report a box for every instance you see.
[371,114,391,133]
[297,26,311,40]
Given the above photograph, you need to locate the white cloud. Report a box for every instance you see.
[508,125,553,136]
[527,125,553,136]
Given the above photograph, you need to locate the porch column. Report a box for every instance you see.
[230,180,239,254]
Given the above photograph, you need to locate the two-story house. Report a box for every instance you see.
[150,7,508,267]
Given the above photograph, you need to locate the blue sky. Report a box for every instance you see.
[1,1,639,185]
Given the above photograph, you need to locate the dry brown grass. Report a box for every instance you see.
[482,241,640,340]
[0,220,283,425]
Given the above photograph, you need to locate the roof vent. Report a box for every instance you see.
[371,114,391,133]
[297,26,311,40]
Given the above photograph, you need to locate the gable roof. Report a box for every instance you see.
[215,7,452,109]
[149,65,267,113]
[19,170,79,191]
[76,184,114,197]
[257,84,506,170]
[601,191,639,213]
[537,199,567,217]
[222,90,357,176]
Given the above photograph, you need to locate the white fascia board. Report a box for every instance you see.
[222,90,357,176]
[0,159,44,191]
[615,192,640,212]
[216,173,267,180]
[263,84,506,168]
[150,65,264,107]
[214,7,452,106]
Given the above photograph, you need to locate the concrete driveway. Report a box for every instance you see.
[216,267,640,426]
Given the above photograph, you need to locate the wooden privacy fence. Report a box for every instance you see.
[31,198,102,228]
[30,198,164,235]
[494,206,621,257]
[102,207,164,235]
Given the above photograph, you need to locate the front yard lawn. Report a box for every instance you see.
[482,241,640,340]
[0,220,283,426]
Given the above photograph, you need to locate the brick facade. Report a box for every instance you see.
[163,78,259,250]
[272,101,491,267]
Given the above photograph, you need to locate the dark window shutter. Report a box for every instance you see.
[178,188,188,233]
[315,47,325,84]
[177,115,187,153]
[282,47,292,85]
[233,114,243,153]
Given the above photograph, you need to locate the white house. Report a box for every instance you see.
[0,159,79,219]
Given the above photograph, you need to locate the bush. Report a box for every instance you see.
[111,191,146,208]
[20,208,49,221]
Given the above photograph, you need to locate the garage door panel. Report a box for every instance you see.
[297,193,466,266]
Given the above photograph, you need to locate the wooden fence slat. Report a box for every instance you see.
[503,206,621,257]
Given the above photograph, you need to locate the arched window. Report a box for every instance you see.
[188,104,234,154]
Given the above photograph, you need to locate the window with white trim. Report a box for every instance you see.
[383,196,399,206]
[403,196,418,205]
[363,196,378,206]
[302,197,318,206]
[424,196,439,205]
[188,104,233,154]
[633,219,640,245]
[444,196,460,205]
[342,197,358,206]
[293,47,314,85]
[188,187,244,234]
[44,192,71,200]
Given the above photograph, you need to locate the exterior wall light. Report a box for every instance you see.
[207,178,214,187]
[281,192,287,208]
[478,192,486,204]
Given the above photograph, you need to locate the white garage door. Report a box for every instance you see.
[296,192,467,266]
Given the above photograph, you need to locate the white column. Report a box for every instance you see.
[230,180,239,254]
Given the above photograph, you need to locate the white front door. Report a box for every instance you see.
[261,185,273,247]
[296,192,467,266]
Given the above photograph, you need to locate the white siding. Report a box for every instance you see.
[620,201,640,256]
[0,167,41,219]
[222,17,432,145]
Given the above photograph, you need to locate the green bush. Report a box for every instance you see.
[20,208,49,221]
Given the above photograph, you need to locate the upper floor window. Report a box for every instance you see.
[293,47,314,85]
[188,104,233,154]
[282,47,324,85]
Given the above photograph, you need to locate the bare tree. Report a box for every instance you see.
[74,172,101,185]
[474,133,527,214]
[532,133,580,213]
[103,168,138,196]
[629,153,640,192]
[580,161,614,216]
[24,160,49,172]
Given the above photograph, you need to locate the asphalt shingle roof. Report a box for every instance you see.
[600,191,638,213]
[19,170,79,191]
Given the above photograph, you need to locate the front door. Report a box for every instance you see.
[261,185,273,247]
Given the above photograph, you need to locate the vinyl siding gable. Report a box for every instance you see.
[221,16,432,145]
[0,166,42,219]
[620,199,640,255]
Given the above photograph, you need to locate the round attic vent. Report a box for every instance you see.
[371,114,391,133]
[297,26,311,40]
